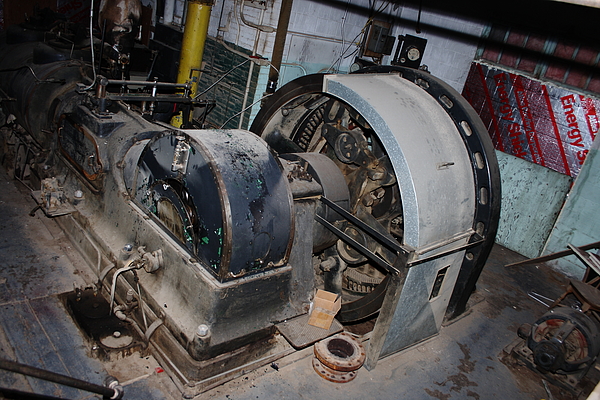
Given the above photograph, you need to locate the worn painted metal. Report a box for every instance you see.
[495,151,572,259]
[544,143,600,278]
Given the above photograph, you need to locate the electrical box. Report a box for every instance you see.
[363,21,396,58]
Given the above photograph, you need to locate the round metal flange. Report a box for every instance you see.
[314,332,366,372]
[312,357,357,383]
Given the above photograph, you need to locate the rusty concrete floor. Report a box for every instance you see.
[0,164,596,400]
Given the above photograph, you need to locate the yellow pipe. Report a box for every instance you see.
[171,0,213,127]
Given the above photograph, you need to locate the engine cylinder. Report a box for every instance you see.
[0,32,88,148]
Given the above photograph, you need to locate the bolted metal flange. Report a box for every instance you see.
[313,332,366,372]
[312,356,357,383]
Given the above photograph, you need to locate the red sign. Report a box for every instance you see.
[463,62,599,177]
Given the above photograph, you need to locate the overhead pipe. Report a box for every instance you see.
[171,0,214,127]
[266,0,293,94]
[238,0,275,33]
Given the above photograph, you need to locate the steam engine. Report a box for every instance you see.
[0,19,500,393]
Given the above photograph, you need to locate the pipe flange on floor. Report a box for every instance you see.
[312,356,358,383]
[313,332,366,373]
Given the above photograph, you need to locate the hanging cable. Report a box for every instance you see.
[219,93,271,128]
[416,0,423,33]
[326,0,392,72]
[335,0,351,73]
[326,19,371,73]
[376,0,391,15]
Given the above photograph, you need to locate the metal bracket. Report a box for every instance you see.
[316,196,413,275]
[31,178,76,217]
[409,231,485,267]
[316,196,482,272]
[319,196,412,256]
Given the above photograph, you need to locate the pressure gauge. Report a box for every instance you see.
[407,46,421,61]
[349,62,361,73]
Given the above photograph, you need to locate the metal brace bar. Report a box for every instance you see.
[319,196,412,256]
[408,237,485,267]
[106,79,192,89]
[318,195,480,270]
[568,243,600,277]
[314,214,400,275]
[106,94,194,103]
[415,229,475,256]
[505,240,600,267]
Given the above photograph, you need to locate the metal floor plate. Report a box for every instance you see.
[276,314,343,349]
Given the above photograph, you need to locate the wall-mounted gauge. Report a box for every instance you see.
[393,35,428,69]
[407,46,421,61]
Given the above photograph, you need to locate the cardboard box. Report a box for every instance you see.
[308,289,341,329]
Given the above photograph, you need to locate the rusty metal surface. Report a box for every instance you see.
[311,356,357,383]
[313,332,365,372]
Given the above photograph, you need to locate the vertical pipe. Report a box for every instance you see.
[171,0,213,127]
[266,0,293,94]
[238,6,265,129]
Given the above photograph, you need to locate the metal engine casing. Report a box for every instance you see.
[0,24,501,389]
[128,129,294,280]
[0,33,307,368]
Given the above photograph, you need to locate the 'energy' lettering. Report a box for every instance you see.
[561,95,585,151]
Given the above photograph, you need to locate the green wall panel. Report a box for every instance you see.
[544,144,600,278]
[495,151,572,259]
